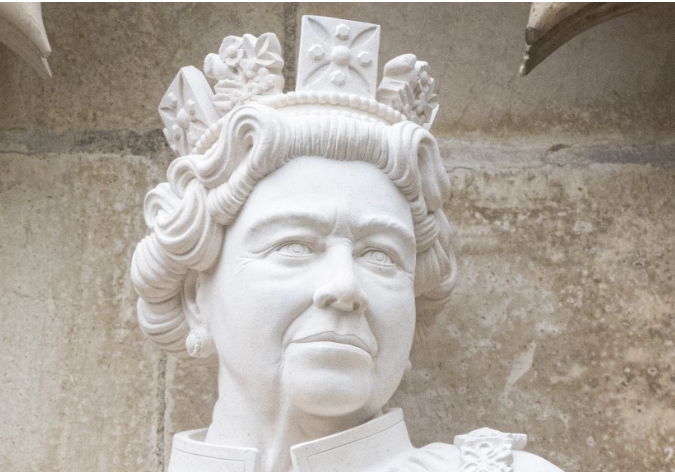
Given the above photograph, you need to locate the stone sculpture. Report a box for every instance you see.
[131,15,564,472]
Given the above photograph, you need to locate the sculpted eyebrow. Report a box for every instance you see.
[353,216,416,245]
[245,211,334,237]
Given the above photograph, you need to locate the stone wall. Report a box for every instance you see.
[1,4,673,472]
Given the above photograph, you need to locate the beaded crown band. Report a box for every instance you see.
[159,15,439,157]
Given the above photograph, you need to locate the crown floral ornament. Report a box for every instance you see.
[158,15,441,157]
[204,33,285,114]
[376,54,439,127]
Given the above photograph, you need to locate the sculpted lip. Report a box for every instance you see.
[292,331,374,355]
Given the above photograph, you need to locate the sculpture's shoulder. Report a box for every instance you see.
[387,442,462,472]
[450,427,564,472]
[389,441,563,472]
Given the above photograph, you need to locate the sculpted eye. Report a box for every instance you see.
[360,249,395,266]
[276,242,313,256]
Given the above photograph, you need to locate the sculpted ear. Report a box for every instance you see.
[182,270,216,358]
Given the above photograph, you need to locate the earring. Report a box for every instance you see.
[185,327,216,358]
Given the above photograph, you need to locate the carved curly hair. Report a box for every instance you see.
[130,103,456,357]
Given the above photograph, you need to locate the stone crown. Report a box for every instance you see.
[158,15,439,157]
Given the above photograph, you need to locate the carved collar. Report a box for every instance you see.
[166,409,454,472]
[164,409,552,472]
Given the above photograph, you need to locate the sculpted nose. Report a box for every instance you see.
[313,246,368,313]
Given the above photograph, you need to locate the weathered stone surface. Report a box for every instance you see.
[163,357,218,465]
[0,153,168,471]
[392,149,675,472]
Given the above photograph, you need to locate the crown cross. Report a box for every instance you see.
[296,16,380,97]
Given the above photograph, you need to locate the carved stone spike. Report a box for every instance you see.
[296,15,380,98]
[0,2,52,78]
[158,66,220,157]
[520,2,652,76]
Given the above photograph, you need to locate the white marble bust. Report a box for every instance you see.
[131,15,564,472]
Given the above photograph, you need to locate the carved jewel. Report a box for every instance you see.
[157,15,441,157]
[158,66,219,157]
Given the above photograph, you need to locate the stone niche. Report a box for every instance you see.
[0,4,673,472]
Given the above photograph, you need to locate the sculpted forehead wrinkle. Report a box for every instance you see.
[242,211,336,238]
[272,157,403,196]
[228,156,415,256]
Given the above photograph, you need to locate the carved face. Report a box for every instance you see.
[196,157,417,417]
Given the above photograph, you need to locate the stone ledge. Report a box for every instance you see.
[2,129,673,169]
[0,128,170,157]
[439,136,675,170]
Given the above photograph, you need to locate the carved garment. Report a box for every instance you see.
[166,409,563,472]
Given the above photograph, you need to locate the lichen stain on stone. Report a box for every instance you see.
[0,153,167,471]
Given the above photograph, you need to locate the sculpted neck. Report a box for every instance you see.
[205,362,381,472]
